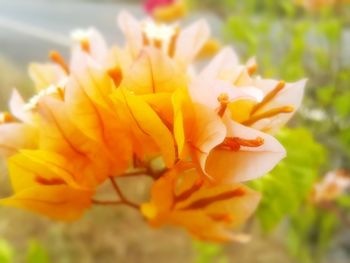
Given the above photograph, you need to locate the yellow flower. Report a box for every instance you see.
[0,150,94,220]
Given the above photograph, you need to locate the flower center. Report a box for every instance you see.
[217,137,264,151]
[142,21,179,56]
[217,93,229,117]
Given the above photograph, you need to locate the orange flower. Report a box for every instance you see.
[141,163,261,242]
[294,0,350,10]
[0,11,305,239]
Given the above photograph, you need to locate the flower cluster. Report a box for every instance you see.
[294,0,350,10]
[0,12,305,242]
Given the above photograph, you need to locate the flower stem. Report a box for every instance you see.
[109,177,140,210]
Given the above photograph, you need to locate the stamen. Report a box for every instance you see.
[243,105,294,126]
[217,93,229,117]
[167,28,180,57]
[142,31,150,46]
[0,112,13,124]
[247,63,257,75]
[56,86,65,100]
[251,81,285,115]
[108,67,123,87]
[36,176,66,186]
[80,38,91,53]
[153,39,162,49]
[218,137,264,151]
[49,50,69,74]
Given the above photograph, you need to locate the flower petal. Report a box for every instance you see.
[206,120,286,183]
[0,123,38,158]
[0,185,93,221]
[117,11,143,58]
[174,19,210,67]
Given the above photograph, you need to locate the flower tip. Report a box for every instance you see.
[141,202,158,219]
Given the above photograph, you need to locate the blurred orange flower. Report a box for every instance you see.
[143,0,188,22]
[312,169,350,203]
[141,163,261,242]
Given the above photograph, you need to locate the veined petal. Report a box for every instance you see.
[65,68,131,174]
[206,120,286,183]
[37,96,111,186]
[112,88,176,167]
[120,47,187,95]
[8,150,80,192]
[143,165,260,242]
[0,185,93,221]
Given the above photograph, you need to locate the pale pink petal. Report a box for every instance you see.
[197,47,241,82]
[252,79,307,132]
[0,123,38,158]
[174,19,210,66]
[70,28,108,72]
[190,79,261,110]
[206,120,286,183]
[117,11,143,58]
[70,48,101,73]
[9,89,33,123]
[190,103,226,172]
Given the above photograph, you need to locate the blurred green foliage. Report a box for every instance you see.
[0,239,50,263]
[193,241,229,263]
[27,240,50,263]
[0,239,14,263]
[251,128,327,232]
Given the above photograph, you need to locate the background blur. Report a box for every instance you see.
[0,0,350,262]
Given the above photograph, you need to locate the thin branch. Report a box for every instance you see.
[119,169,149,178]
[92,199,124,206]
[109,177,140,209]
